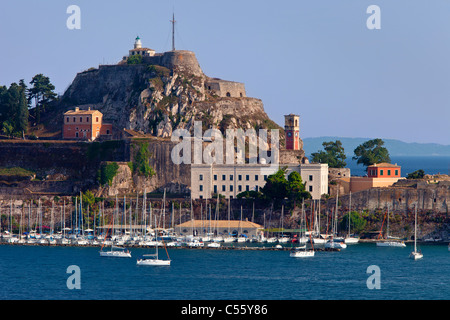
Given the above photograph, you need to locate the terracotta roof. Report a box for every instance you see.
[130,47,155,52]
[368,163,400,168]
[64,108,102,116]
[175,220,263,229]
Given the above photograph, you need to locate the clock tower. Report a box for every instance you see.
[284,114,300,150]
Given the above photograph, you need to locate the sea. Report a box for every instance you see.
[0,242,449,302]
[346,156,450,177]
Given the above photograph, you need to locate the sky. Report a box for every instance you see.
[0,0,449,145]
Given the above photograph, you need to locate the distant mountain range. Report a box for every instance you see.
[302,137,450,158]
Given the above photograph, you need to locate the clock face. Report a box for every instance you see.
[287,132,292,137]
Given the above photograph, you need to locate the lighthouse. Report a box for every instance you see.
[134,36,142,49]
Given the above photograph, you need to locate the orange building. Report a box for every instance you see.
[340,163,403,194]
[367,163,401,178]
[63,107,112,141]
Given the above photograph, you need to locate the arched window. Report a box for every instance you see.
[226,92,231,97]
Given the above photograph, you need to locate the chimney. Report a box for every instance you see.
[75,107,79,112]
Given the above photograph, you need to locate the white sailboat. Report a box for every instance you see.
[312,200,326,245]
[137,217,171,265]
[290,202,314,258]
[344,192,360,244]
[409,205,423,260]
[325,190,347,249]
[376,205,406,248]
[99,201,131,258]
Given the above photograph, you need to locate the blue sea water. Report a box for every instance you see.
[0,243,449,300]
[347,156,450,177]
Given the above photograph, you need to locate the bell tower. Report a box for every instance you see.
[284,114,300,150]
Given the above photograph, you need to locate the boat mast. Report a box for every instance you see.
[348,191,352,237]
[414,205,417,253]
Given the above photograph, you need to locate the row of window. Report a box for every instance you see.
[370,169,399,176]
[200,174,315,182]
[66,116,99,123]
[199,174,268,182]
[199,184,314,193]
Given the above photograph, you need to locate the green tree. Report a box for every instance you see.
[406,169,425,179]
[287,171,311,202]
[1,121,14,137]
[261,168,288,200]
[311,140,347,168]
[132,142,155,178]
[81,190,96,208]
[0,82,28,136]
[15,80,29,134]
[98,162,119,186]
[260,168,311,203]
[127,54,143,65]
[27,74,57,123]
[352,138,390,170]
[236,190,262,199]
[340,211,367,234]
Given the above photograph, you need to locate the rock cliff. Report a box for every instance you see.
[57,50,283,142]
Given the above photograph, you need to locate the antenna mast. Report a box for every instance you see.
[170,13,176,51]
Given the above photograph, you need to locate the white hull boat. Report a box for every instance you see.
[290,249,314,258]
[312,237,327,244]
[376,241,406,247]
[325,240,347,249]
[99,250,132,258]
[137,257,171,266]
[223,237,235,243]
[344,237,360,244]
[409,251,423,260]
[409,206,423,260]
[100,246,131,258]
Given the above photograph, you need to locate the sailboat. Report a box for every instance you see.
[290,200,314,257]
[312,200,327,245]
[137,217,171,265]
[324,190,347,249]
[409,205,423,260]
[376,205,406,247]
[223,198,234,243]
[344,192,360,244]
[99,201,131,258]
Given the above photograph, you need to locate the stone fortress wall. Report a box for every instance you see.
[142,50,247,98]
[204,78,246,98]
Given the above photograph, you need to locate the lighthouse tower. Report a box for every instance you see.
[134,36,142,49]
[284,114,300,150]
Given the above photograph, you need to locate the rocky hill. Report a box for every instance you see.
[51,50,283,142]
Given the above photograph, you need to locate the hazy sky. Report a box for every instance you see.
[0,0,449,145]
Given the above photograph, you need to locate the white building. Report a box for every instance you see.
[127,36,155,58]
[191,163,328,200]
